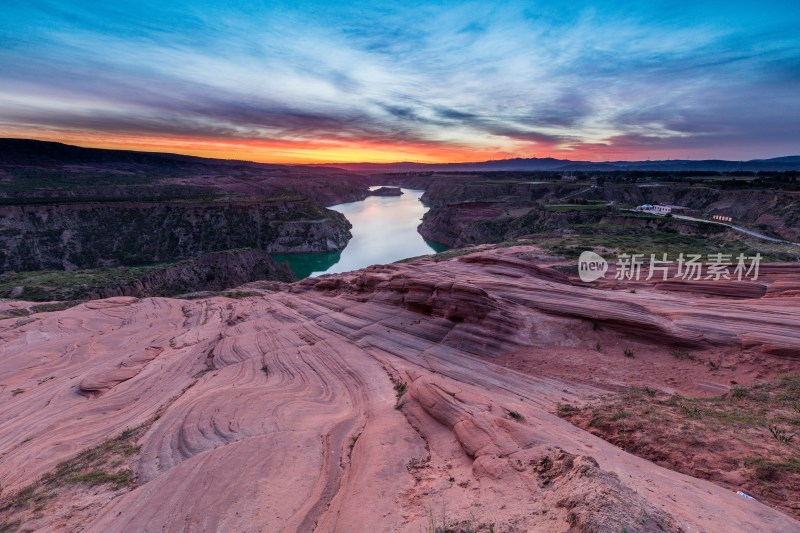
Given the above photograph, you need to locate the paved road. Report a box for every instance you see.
[672,214,799,245]
[559,185,597,201]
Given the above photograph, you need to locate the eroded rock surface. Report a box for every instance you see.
[1,246,799,532]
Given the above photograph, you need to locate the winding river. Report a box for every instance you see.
[273,187,447,278]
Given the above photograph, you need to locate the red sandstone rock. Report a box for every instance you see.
[0,246,798,532]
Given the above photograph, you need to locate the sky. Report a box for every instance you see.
[0,0,798,164]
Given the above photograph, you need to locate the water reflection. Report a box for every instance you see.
[273,188,446,278]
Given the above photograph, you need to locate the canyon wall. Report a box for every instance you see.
[0,249,294,301]
[0,199,352,271]
[593,186,800,241]
[86,249,294,299]
[418,204,610,247]
[414,178,799,244]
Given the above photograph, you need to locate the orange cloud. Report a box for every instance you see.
[0,126,715,164]
[0,128,524,164]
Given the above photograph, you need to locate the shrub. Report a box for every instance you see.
[557,403,576,417]
[623,348,634,358]
[730,385,748,399]
[768,425,795,444]
[670,349,694,360]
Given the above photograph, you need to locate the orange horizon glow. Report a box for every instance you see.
[7,119,780,164]
[1,128,706,165]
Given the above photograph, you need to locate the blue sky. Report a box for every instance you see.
[1,0,798,162]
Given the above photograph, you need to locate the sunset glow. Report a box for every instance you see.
[1,1,799,163]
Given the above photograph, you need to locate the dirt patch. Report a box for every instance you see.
[556,374,800,519]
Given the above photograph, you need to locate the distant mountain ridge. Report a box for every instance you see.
[325,156,800,173]
[2,138,799,172]
[0,138,258,167]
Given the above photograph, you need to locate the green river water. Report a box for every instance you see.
[273,187,447,278]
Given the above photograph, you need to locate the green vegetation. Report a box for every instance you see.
[542,204,610,212]
[403,213,798,270]
[426,503,495,533]
[0,301,84,320]
[745,456,800,481]
[2,168,158,191]
[0,266,161,301]
[219,290,263,299]
[397,239,540,264]
[670,349,694,361]
[556,374,800,516]
[0,519,22,533]
[537,225,796,262]
[0,426,144,519]
[67,469,135,487]
[348,432,362,457]
[769,424,795,444]
[393,379,407,399]
[731,385,748,399]
[507,410,524,421]
[0,247,290,302]
[629,386,657,397]
[557,403,577,417]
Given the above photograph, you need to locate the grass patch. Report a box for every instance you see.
[0,425,144,518]
[556,373,800,519]
[769,424,796,444]
[219,290,262,299]
[629,386,657,397]
[730,385,748,399]
[746,456,800,481]
[0,266,161,301]
[670,349,695,361]
[67,469,135,488]
[0,519,21,533]
[542,204,610,212]
[557,403,576,416]
[529,224,798,262]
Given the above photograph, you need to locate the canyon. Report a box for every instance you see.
[415,178,800,246]
[2,141,800,532]
[0,199,351,271]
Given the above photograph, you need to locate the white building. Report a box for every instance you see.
[635,204,673,215]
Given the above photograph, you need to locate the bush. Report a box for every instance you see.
[623,348,635,358]
[730,385,748,399]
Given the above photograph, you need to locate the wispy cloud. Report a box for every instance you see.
[0,0,798,162]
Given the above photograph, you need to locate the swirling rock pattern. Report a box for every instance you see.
[1,246,799,532]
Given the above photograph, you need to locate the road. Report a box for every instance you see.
[560,185,597,201]
[671,214,798,245]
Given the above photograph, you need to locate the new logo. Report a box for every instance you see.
[578,251,608,282]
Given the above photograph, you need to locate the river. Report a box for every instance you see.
[272,187,447,278]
